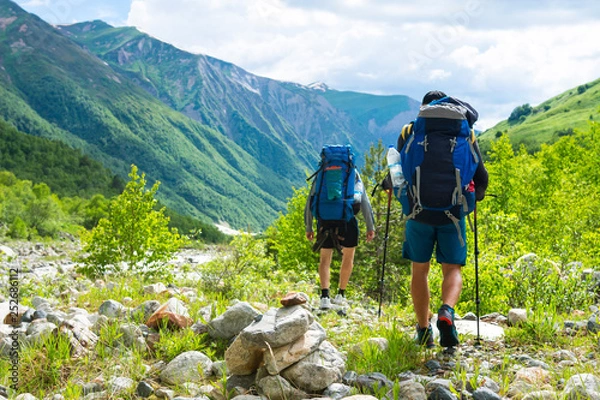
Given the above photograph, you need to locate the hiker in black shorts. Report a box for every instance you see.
[304,170,375,309]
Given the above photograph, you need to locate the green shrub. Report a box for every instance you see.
[78,164,186,279]
[8,215,28,238]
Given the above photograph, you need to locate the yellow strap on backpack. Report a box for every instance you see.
[470,128,476,143]
[401,122,414,141]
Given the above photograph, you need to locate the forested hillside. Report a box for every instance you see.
[0,118,124,198]
[0,0,291,230]
[479,78,600,153]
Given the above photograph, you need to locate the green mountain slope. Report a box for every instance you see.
[59,21,419,164]
[59,21,335,171]
[0,117,123,198]
[0,0,290,230]
[319,86,421,146]
[479,78,600,152]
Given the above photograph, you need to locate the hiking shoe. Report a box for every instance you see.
[415,324,435,348]
[331,294,348,306]
[437,304,459,348]
[319,297,332,310]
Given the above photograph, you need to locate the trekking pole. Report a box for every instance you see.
[378,188,393,318]
[474,202,481,345]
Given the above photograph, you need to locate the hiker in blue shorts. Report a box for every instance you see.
[397,90,488,348]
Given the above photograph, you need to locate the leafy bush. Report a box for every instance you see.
[78,165,186,279]
[197,233,283,300]
[266,185,318,274]
[508,103,532,124]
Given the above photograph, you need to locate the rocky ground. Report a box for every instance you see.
[1,241,600,400]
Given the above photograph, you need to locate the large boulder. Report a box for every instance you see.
[240,305,313,349]
[208,302,260,340]
[264,321,327,375]
[281,340,346,393]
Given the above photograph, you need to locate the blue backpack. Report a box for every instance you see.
[308,145,356,223]
[399,97,479,225]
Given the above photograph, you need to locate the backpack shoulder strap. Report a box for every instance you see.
[401,122,414,141]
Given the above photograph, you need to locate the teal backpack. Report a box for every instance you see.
[308,144,357,223]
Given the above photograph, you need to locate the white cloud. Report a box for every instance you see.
[15,0,599,131]
[124,1,600,130]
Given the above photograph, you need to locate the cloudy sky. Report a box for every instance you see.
[13,0,600,130]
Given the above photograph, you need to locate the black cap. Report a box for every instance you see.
[422,90,447,105]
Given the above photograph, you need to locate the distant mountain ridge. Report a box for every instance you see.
[0,0,419,229]
[59,20,421,158]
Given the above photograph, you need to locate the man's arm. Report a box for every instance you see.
[473,141,488,201]
[305,181,316,240]
[359,180,376,242]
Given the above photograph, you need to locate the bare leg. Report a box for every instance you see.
[411,261,431,328]
[318,249,334,290]
[441,263,462,308]
[338,246,356,290]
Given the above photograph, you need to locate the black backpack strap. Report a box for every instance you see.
[306,165,323,182]
[312,222,344,254]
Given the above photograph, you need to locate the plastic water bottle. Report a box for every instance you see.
[387,145,404,188]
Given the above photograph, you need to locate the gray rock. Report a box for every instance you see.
[508,308,528,326]
[144,282,168,294]
[211,360,228,378]
[21,309,35,323]
[46,311,67,326]
[81,382,104,395]
[160,351,213,385]
[15,395,38,400]
[588,314,600,334]
[356,372,394,394]
[425,378,452,392]
[155,388,175,399]
[136,381,155,398]
[427,386,458,400]
[256,375,307,400]
[224,334,264,376]
[226,373,257,392]
[108,377,135,396]
[398,380,427,400]
[264,321,327,375]
[25,321,57,343]
[281,340,346,393]
[131,300,161,321]
[118,323,146,351]
[521,390,559,400]
[563,373,600,400]
[240,305,314,348]
[98,300,125,318]
[208,302,260,340]
[0,245,16,258]
[472,387,502,400]
[323,382,352,400]
[32,310,47,320]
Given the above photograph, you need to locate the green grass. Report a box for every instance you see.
[480,78,600,153]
